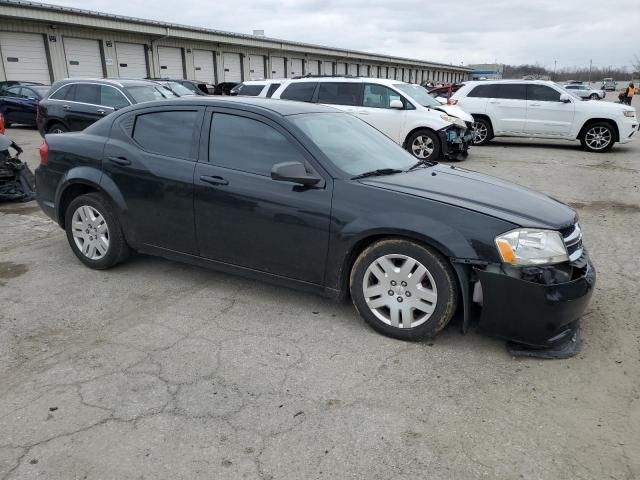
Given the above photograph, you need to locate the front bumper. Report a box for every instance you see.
[618,118,639,144]
[439,127,472,161]
[475,256,596,348]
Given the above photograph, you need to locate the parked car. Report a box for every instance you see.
[271,77,474,161]
[36,79,178,135]
[213,82,239,95]
[229,79,284,98]
[427,83,465,103]
[452,80,638,152]
[601,78,617,91]
[563,84,605,100]
[0,84,50,126]
[146,78,211,96]
[0,80,45,95]
[35,97,594,351]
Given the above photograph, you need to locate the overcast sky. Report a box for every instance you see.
[39,0,639,70]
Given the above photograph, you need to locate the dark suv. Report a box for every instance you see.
[36,79,178,135]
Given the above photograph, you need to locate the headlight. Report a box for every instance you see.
[623,110,636,118]
[495,229,568,266]
[440,113,451,122]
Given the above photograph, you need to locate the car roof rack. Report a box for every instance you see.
[291,74,360,80]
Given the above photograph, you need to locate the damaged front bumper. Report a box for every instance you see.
[472,254,596,349]
[439,126,473,161]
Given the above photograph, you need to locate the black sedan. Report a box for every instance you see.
[34,98,595,353]
[0,84,50,126]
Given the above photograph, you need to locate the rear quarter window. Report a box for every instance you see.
[280,82,318,102]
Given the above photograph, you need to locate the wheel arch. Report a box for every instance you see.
[45,118,71,133]
[577,118,620,142]
[402,126,440,149]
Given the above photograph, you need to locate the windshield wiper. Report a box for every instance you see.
[407,159,438,172]
[351,168,403,180]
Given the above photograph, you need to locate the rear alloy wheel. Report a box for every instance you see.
[406,129,441,161]
[65,193,130,269]
[350,239,458,340]
[47,123,68,134]
[580,122,615,152]
[589,93,599,100]
[472,117,493,145]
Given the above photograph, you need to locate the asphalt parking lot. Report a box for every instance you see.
[1,114,639,479]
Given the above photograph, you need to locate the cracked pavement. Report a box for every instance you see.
[1,125,639,479]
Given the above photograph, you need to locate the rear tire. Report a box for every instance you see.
[580,122,615,153]
[64,193,130,270]
[589,93,599,100]
[47,123,68,134]
[472,117,493,145]
[350,238,458,341]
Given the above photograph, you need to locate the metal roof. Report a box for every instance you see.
[0,0,471,71]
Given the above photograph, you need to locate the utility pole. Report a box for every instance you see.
[588,59,592,84]
[554,60,557,81]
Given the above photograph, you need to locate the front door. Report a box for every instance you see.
[194,109,332,284]
[347,83,406,144]
[525,84,575,136]
[102,107,203,254]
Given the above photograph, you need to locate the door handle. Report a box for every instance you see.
[200,175,229,186]
[107,156,131,166]
[96,109,106,115]
[488,101,501,104]
[529,103,541,107]
[63,105,70,110]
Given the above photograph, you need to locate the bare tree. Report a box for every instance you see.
[632,55,640,76]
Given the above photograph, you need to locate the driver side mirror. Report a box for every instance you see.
[390,99,404,109]
[559,93,572,103]
[271,161,321,186]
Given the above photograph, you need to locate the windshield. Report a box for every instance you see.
[125,85,178,103]
[393,83,441,107]
[290,113,417,177]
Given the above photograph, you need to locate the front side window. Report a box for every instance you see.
[209,113,302,176]
[100,86,130,109]
[280,82,317,102]
[290,112,416,177]
[527,84,562,102]
[362,84,404,109]
[495,84,526,100]
[317,82,361,106]
[73,84,100,105]
[133,110,198,159]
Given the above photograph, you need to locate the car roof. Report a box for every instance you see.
[54,78,161,88]
[282,76,409,86]
[241,79,287,85]
[462,79,558,86]
[125,96,341,116]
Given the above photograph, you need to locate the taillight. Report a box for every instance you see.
[39,142,49,166]
[0,113,5,134]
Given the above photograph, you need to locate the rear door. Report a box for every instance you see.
[63,83,103,130]
[193,109,332,284]
[103,107,202,253]
[488,83,527,133]
[525,84,575,136]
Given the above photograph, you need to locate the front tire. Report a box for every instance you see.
[350,239,458,341]
[580,122,615,153]
[472,117,493,145]
[406,129,441,161]
[589,93,599,100]
[64,193,130,269]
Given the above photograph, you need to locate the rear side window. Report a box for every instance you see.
[73,84,100,105]
[133,110,198,159]
[527,84,561,102]
[209,113,301,176]
[236,84,265,96]
[49,84,74,100]
[495,84,526,100]
[280,82,317,102]
[317,82,362,106]
[467,84,499,98]
[266,83,280,98]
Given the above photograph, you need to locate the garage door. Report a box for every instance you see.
[248,55,264,80]
[348,63,357,76]
[0,32,50,84]
[322,61,333,75]
[335,62,346,75]
[63,37,103,78]
[307,60,319,75]
[289,58,303,78]
[157,46,184,79]
[115,42,147,78]
[193,50,215,82]
[270,56,285,78]
[357,65,367,77]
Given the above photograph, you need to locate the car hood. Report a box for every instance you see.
[575,98,632,113]
[360,165,576,230]
[432,104,474,123]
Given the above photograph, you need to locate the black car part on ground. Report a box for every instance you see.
[0,135,35,202]
[439,126,472,161]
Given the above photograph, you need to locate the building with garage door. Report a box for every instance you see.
[0,0,470,85]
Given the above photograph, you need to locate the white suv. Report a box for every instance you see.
[230,79,285,98]
[453,80,638,152]
[271,77,474,161]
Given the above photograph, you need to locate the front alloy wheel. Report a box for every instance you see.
[350,239,458,340]
[406,129,441,161]
[581,123,614,152]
